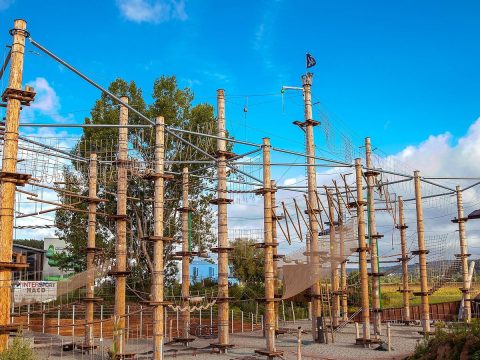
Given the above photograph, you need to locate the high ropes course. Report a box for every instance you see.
[0,18,479,359]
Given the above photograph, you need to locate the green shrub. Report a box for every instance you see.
[0,335,35,360]
[410,320,480,359]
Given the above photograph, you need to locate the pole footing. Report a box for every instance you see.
[254,349,284,359]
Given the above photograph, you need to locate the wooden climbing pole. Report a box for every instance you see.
[113,96,129,354]
[355,158,370,343]
[397,196,411,323]
[211,89,233,351]
[413,171,430,334]
[271,180,281,328]
[181,167,191,336]
[301,72,322,341]
[326,189,339,327]
[0,19,33,351]
[454,185,471,323]
[152,116,167,360]
[365,137,382,335]
[84,153,98,348]
[336,190,348,322]
[256,138,282,357]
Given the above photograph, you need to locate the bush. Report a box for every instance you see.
[0,335,35,360]
[410,320,480,360]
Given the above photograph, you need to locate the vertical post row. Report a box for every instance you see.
[355,159,370,343]
[0,19,30,351]
[114,96,129,354]
[85,153,98,347]
[365,137,382,335]
[397,196,411,322]
[301,73,322,341]
[413,171,430,334]
[454,186,471,323]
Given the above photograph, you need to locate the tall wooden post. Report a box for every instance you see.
[301,73,322,340]
[113,96,129,354]
[271,180,280,328]
[355,158,370,342]
[152,116,166,359]
[365,137,381,335]
[326,190,339,327]
[85,153,98,347]
[257,138,279,355]
[336,191,348,322]
[212,89,232,350]
[454,186,471,323]
[181,167,191,336]
[397,196,410,322]
[0,19,31,351]
[413,171,430,334]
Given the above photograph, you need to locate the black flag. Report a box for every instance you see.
[306,53,316,68]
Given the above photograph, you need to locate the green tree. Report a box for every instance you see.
[55,76,217,294]
[230,238,265,286]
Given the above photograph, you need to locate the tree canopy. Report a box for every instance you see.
[55,76,218,292]
[229,238,265,286]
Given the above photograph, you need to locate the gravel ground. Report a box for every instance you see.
[29,320,423,360]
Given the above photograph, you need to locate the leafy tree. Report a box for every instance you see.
[230,238,265,286]
[55,76,218,294]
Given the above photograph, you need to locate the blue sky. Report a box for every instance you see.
[0,0,478,159]
[1,0,480,259]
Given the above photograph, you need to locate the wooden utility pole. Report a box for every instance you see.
[85,153,98,347]
[335,191,348,322]
[255,138,280,357]
[113,96,129,355]
[0,19,33,351]
[326,190,339,327]
[355,158,370,343]
[397,196,411,323]
[271,180,280,329]
[211,89,233,351]
[413,171,430,334]
[152,116,167,360]
[181,167,191,336]
[454,186,471,323]
[301,72,322,341]
[365,137,382,335]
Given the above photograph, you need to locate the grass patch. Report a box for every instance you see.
[380,283,474,309]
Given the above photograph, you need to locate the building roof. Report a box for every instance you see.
[190,260,216,266]
[13,244,46,254]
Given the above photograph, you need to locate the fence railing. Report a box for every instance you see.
[10,303,271,340]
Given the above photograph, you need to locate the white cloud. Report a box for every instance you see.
[29,77,60,113]
[391,118,480,178]
[376,118,480,258]
[23,77,74,123]
[116,0,187,24]
[283,177,298,186]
